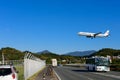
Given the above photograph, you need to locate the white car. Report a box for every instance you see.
[0,65,18,80]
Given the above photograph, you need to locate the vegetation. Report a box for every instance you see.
[0,47,120,71]
[0,47,25,60]
[89,48,120,57]
[16,65,24,80]
[0,47,120,64]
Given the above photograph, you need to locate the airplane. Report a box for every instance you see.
[78,30,110,38]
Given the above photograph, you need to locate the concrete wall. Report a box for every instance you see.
[24,53,46,80]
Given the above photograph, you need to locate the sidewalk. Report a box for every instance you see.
[35,66,59,80]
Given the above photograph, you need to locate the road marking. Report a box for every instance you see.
[93,72,120,79]
[53,69,61,80]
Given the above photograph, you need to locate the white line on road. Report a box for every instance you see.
[93,72,120,79]
[53,69,61,80]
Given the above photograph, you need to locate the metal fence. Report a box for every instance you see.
[24,53,46,80]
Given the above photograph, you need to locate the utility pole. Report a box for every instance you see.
[2,52,4,64]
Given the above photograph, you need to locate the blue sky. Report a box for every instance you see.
[0,0,120,54]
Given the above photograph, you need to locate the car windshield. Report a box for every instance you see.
[96,58,110,66]
[0,68,12,76]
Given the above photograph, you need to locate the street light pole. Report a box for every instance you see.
[2,52,4,64]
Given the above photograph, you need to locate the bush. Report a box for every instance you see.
[110,64,120,71]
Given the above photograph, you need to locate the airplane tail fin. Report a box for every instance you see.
[104,30,110,36]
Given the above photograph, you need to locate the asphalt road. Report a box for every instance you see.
[54,66,120,80]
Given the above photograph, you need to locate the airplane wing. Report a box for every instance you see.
[93,32,102,37]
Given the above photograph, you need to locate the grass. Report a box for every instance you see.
[15,65,45,80]
[15,65,24,80]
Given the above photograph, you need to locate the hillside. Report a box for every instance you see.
[36,50,53,54]
[0,47,25,60]
[89,48,120,57]
[0,47,120,64]
[65,50,96,56]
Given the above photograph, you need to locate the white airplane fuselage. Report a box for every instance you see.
[78,30,109,38]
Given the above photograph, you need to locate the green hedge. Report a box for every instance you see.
[110,64,120,71]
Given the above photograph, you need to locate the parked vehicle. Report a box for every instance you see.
[0,65,18,80]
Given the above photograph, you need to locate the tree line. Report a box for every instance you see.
[0,47,120,65]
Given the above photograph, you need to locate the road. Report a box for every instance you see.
[54,66,120,80]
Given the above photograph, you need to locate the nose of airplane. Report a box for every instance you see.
[78,32,81,35]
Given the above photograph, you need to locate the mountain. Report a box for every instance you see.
[89,48,120,57]
[36,50,52,54]
[65,50,96,56]
[0,47,25,60]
